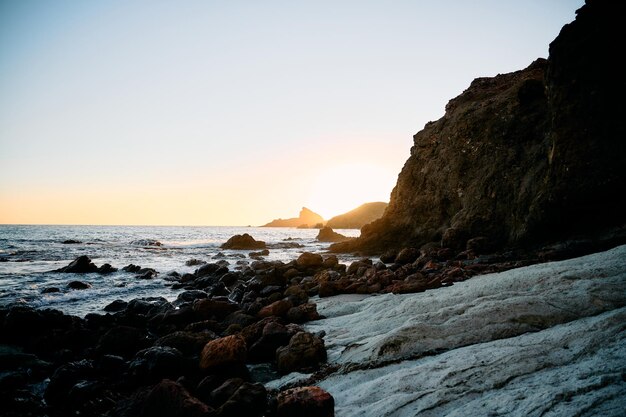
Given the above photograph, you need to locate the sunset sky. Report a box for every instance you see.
[0,0,583,226]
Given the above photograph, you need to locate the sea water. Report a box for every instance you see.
[0,225,360,316]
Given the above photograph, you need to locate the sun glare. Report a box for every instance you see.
[304,163,395,220]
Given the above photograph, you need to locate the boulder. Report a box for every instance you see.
[129,346,185,382]
[193,298,239,320]
[221,233,266,250]
[316,227,351,243]
[185,258,206,266]
[215,381,267,417]
[56,255,99,273]
[257,299,293,318]
[276,386,334,417]
[199,334,247,370]
[154,331,216,356]
[394,247,420,264]
[97,325,150,358]
[297,252,324,268]
[276,331,326,374]
[139,379,213,417]
[67,280,92,290]
[103,299,128,312]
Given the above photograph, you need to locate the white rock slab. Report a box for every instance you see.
[303,245,626,416]
[307,245,626,366]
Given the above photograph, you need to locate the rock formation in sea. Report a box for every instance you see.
[325,202,388,230]
[262,207,325,228]
[316,227,352,243]
[332,0,626,254]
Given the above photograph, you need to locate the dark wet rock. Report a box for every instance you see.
[322,255,339,269]
[284,285,309,306]
[175,290,208,305]
[195,262,228,277]
[126,297,173,316]
[221,233,266,250]
[97,325,150,358]
[287,303,320,323]
[62,239,82,244]
[207,377,244,407]
[98,263,118,274]
[122,264,142,273]
[130,239,163,247]
[215,381,267,417]
[185,258,206,266]
[155,331,217,356]
[248,321,292,363]
[42,286,61,293]
[199,334,247,370]
[297,252,324,268]
[276,331,326,374]
[276,386,335,417]
[104,299,128,312]
[257,299,293,319]
[395,247,420,264]
[466,236,493,254]
[67,280,92,290]
[96,354,128,376]
[139,379,214,417]
[249,249,270,257]
[129,346,186,382]
[316,227,351,243]
[223,311,256,328]
[193,298,239,320]
[379,249,398,263]
[44,359,94,406]
[136,268,158,279]
[56,255,99,273]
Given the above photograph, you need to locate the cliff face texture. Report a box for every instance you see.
[333,0,626,254]
[326,202,388,229]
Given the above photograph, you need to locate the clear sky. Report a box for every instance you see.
[0,0,584,226]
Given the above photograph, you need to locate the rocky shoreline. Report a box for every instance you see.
[2,229,625,416]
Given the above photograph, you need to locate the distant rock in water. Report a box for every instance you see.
[67,280,91,290]
[221,233,266,250]
[316,227,352,243]
[61,239,81,244]
[326,202,388,229]
[332,1,626,254]
[130,239,163,247]
[262,207,324,228]
[55,255,99,273]
[55,256,118,274]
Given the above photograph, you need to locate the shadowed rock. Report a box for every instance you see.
[221,234,266,250]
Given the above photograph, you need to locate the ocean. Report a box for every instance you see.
[0,225,360,317]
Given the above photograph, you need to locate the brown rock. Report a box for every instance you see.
[140,379,213,417]
[199,334,247,370]
[276,332,326,374]
[316,227,351,243]
[286,303,320,323]
[276,386,334,417]
[297,252,324,268]
[221,233,266,250]
[257,299,293,318]
[193,298,239,320]
[394,247,420,264]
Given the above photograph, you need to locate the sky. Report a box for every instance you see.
[0,0,584,226]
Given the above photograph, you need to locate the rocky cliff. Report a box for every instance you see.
[332,0,626,254]
[262,207,324,228]
[326,202,388,229]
